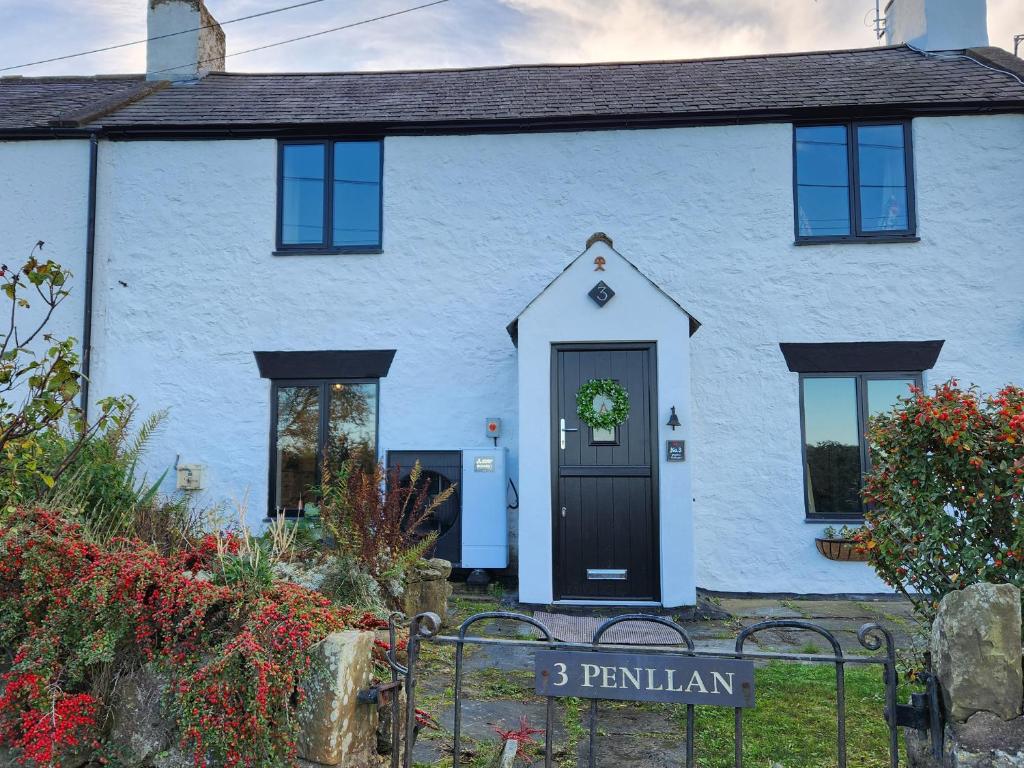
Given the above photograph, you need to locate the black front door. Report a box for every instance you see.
[553,343,659,601]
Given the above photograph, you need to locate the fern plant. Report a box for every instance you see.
[44,405,176,543]
[318,449,455,609]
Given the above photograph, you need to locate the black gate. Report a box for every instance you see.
[381,611,943,768]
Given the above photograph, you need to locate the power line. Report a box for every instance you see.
[1,0,331,73]
[149,0,451,76]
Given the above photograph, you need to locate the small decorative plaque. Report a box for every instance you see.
[666,440,685,462]
[588,281,615,307]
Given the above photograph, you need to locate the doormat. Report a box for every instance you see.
[533,611,686,645]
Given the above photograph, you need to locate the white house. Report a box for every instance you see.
[1,0,1022,606]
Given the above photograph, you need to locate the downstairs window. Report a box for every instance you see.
[800,373,920,520]
[271,379,379,515]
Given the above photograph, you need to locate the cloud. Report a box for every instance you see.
[496,0,900,63]
[2,0,1022,76]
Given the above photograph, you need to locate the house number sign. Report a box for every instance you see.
[588,281,615,307]
[535,650,755,707]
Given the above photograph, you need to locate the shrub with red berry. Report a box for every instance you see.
[862,380,1024,622]
[0,508,361,767]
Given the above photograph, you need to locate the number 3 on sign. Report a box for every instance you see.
[552,662,568,687]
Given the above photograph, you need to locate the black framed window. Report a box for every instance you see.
[794,121,916,243]
[270,379,379,515]
[800,372,922,520]
[277,139,383,253]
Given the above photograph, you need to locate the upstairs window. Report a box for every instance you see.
[794,122,915,242]
[277,139,383,253]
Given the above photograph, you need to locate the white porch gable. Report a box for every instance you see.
[511,234,699,607]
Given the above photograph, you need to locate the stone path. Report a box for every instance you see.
[407,589,920,767]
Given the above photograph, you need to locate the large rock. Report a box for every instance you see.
[403,558,452,626]
[107,665,175,764]
[296,630,378,767]
[932,584,1023,723]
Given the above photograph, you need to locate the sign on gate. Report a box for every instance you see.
[534,650,756,707]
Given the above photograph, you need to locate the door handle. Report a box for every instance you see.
[559,418,579,450]
[561,507,567,518]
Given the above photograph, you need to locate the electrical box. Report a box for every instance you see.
[485,417,502,439]
[461,448,508,569]
[176,464,204,491]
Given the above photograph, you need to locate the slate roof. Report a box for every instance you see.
[1,45,1022,135]
[93,45,1024,132]
[0,75,150,131]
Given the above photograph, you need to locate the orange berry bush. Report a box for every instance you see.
[862,380,1024,621]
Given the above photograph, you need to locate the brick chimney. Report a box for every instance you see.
[146,0,225,81]
[884,0,989,51]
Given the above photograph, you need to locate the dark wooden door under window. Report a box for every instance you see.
[553,344,659,601]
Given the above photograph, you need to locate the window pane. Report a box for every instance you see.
[281,144,325,245]
[867,378,915,417]
[795,125,851,237]
[803,377,861,517]
[333,141,382,247]
[857,125,909,232]
[275,386,320,510]
[326,382,378,469]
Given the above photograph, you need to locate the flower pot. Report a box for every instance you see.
[815,538,868,562]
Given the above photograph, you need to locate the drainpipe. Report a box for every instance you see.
[80,132,98,425]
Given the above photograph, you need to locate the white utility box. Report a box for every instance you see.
[460,447,509,569]
[176,464,204,491]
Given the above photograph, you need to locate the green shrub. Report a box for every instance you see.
[0,247,132,516]
[862,379,1024,621]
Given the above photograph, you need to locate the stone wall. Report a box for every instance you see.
[907,583,1024,766]
[95,630,380,768]
[403,558,453,627]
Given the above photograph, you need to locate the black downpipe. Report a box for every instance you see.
[80,133,98,425]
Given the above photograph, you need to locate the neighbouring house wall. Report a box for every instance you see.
[84,113,1023,595]
[0,139,90,360]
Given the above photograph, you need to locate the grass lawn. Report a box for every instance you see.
[686,661,906,768]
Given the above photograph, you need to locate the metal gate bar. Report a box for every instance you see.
[390,610,905,768]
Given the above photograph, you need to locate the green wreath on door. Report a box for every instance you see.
[576,379,630,430]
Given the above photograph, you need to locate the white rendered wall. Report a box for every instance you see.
[85,113,1024,597]
[515,241,695,606]
[0,140,90,361]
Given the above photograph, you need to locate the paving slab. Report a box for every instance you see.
[462,642,539,673]
[718,598,806,620]
[580,704,689,768]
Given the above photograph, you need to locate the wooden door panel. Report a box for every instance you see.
[554,345,658,601]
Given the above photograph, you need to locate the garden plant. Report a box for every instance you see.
[862,379,1024,621]
[0,249,437,766]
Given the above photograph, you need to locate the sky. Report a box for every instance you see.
[2,0,1022,77]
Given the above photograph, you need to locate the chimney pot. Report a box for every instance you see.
[884,0,989,51]
[146,0,225,81]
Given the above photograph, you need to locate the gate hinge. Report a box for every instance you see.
[890,692,932,730]
[357,679,403,705]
